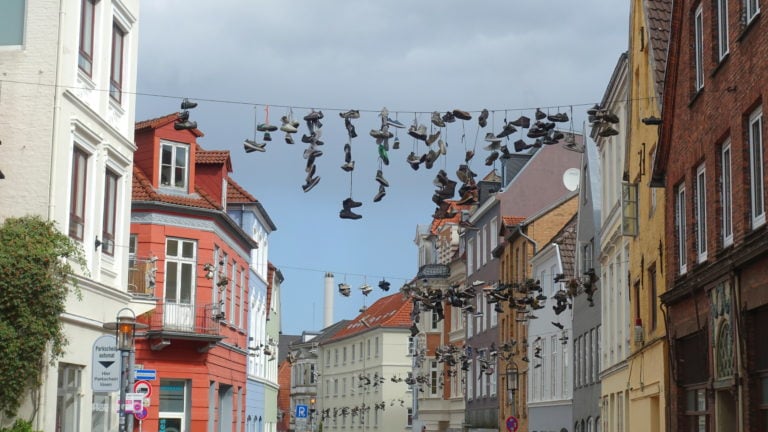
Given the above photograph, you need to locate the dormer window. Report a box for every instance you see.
[160,141,188,190]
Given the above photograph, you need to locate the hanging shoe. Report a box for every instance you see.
[465,150,475,162]
[344,143,352,163]
[375,170,389,187]
[587,104,601,116]
[345,118,357,138]
[407,152,421,171]
[438,139,447,155]
[393,136,401,150]
[599,126,619,137]
[373,184,386,202]
[431,111,446,128]
[339,109,360,119]
[340,208,362,220]
[485,151,500,166]
[244,139,266,153]
[513,139,531,152]
[385,117,405,128]
[263,132,272,142]
[453,109,472,121]
[341,161,355,172]
[426,130,441,146]
[284,134,294,145]
[510,115,531,129]
[378,144,390,166]
[478,109,489,128]
[496,123,518,138]
[370,129,393,140]
[500,145,512,159]
[280,122,298,134]
[257,123,278,132]
[527,127,547,139]
[306,162,317,180]
[535,108,546,120]
[442,111,456,123]
[408,124,427,141]
[304,110,323,122]
[343,197,363,209]
[302,176,321,193]
[424,150,438,169]
[548,112,569,122]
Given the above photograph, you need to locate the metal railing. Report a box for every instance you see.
[146,301,221,336]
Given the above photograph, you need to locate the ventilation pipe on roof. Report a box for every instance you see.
[324,272,334,329]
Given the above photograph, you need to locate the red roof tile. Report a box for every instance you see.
[646,0,673,107]
[132,165,220,210]
[502,216,526,227]
[328,293,412,342]
[196,150,230,165]
[135,112,204,137]
[227,176,259,204]
[430,200,473,234]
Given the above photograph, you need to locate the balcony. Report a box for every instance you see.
[128,258,157,297]
[143,301,224,352]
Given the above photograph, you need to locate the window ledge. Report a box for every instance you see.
[738,12,761,42]
[711,53,730,77]
[688,87,704,108]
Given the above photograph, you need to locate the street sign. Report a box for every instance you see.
[295,404,308,418]
[134,369,157,381]
[134,407,148,421]
[134,380,153,398]
[92,335,120,392]
[505,416,519,432]
[124,392,144,414]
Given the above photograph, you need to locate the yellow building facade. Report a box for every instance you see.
[624,1,670,432]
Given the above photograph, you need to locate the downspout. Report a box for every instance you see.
[517,225,538,255]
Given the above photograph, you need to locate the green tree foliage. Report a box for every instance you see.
[0,216,85,418]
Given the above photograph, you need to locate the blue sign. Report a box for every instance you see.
[134,369,157,381]
[295,405,308,418]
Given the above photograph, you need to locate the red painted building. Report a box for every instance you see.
[129,113,259,431]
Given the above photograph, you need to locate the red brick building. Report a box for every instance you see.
[130,113,258,431]
[652,0,768,429]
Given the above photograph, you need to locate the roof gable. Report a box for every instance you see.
[327,293,412,342]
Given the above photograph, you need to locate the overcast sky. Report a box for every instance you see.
[135,1,630,335]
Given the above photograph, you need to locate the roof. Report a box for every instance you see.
[429,200,473,234]
[550,213,578,278]
[312,320,352,344]
[327,293,412,342]
[645,0,673,108]
[131,165,220,209]
[196,150,230,165]
[135,112,204,137]
[227,176,259,204]
[502,216,526,227]
[278,334,302,363]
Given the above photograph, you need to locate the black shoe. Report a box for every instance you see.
[527,127,547,139]
[478,109,489,128]
[302,176,320,193]
[485,151,499,166]
[535,108,546,120]
[513,139,530,152]
[375,170,389,187]
[340,208,362,220]
[442,111,456,123]
[500,145,512,159]
[548,112,569,122]
[339,109,360,119]
[244,139,266,153]
[373,185,386,202]
[453,109,472,121]
[343,197,363,209]
[510,115,531,129]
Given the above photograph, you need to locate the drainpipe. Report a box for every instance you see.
[516,225,538,255]
[47,0,65,222]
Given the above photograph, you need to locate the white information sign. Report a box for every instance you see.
[92,335,120,392]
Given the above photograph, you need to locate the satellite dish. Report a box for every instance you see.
[562,168,580,191]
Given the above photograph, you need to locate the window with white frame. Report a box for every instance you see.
[430,361,439,397]
[239,266,245,328]
[749,107,765,228]
[467,238,475,272]
[165,238,196,306]
[78,0,96,76]
[694,4,704,91]
[334,348,338,366]
[69,147,89,241]
[407,336,414,356]
[160,141,189,190]
[375,336,379,357]
[109,22,126,103]
[490,362,497,397]
[431,309,439,330]
[746,0,760,24]
[676,184,688,274]
[717,0,729,60]
[481,226,488,266]
[467,359,474,400]
[101,169,118,256]
[229,260,237,325]
[721,141,733,246]
[695,164,707,262]
[0,0,25,46]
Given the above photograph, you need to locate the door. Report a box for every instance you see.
[164,239,196,331]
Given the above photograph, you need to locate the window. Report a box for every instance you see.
[430,361,439,397]
[407,408,413,426]
[160,141,189,190]
[676,184,688,274]
[467,359,474,400]
[490,217,498,250]
[91,393,112,432]
[165,238,196,306]
[69,147,88,241]
[717,0,729,59]
[622,182,639,236]
[431,309,439,330]
[230,261,237,325]
[407,336,414,356]
[375,336,379,357]
[746,0,760,23]
[582,241,594,274]
[56,363,83,432]
[648,265,658,331]
[109,23,125,102]
[685,389,708,432]
[102,170,118,256]
[721,141,733,246]
[343,346,347,364]
[467,238,474,271]
[695,164,707,262]
[325,350,330,367]
[239,266,245,328]
[749,108,765,227]
[78,0,96,76]
[367,339,371,358]
[694,4,704,91]
[0,0,25,46]
[334,348,338,366]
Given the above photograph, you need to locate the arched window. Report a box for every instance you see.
[587,416,594,432]
[716,320,734,378]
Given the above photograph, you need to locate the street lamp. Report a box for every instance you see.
[103,308,147,432]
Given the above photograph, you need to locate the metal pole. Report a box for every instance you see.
[119,349,129,432]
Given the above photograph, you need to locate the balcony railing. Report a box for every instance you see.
[146,301,221,336]
[128,258,157,296]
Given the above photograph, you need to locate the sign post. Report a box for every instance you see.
[92,335,120,392]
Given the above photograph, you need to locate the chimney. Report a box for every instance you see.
[324,272,334,328]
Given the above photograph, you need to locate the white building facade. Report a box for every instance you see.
[0,0,144,430]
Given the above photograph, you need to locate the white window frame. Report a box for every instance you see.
[694,4,704,91]
[164,238,197,305]
[749,107,765,228]
[676,184,688,275]
[695,164,708,262]
[717,0,729,60]
[721,141,734,246]
[746,0,760,24]
[229,260,237,325]
[159,140,189,190]
[467,238,475,272]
